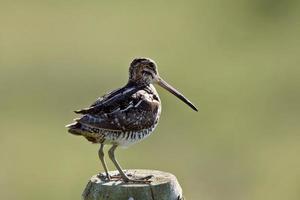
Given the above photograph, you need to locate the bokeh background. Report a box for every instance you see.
[1,1,300,200]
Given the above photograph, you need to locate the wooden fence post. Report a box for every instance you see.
[82,169,184,200]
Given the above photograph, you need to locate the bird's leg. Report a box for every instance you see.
[108,144,153,183]
[108,144,130,181]
[98,144,110,180]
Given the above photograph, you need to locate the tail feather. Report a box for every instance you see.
[66,122,83,136]
[66,122,98,143]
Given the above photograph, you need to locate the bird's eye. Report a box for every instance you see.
[142,70,151,75]
[142,70,154,78]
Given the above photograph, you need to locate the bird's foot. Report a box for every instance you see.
[123,173,153,183]
[98,172,153,183]
[97,173,112,181]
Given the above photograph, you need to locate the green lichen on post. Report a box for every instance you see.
[82,169,183,200]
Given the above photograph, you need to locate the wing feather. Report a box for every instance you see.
[74,86,160,132]
[75,84,144,114]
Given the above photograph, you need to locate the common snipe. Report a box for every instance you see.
[66,58,197,182]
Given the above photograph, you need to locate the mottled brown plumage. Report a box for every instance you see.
[66,57,197,182]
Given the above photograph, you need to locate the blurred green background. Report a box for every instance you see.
[1,0,300,200]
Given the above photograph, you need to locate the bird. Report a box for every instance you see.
[66,57,198,182]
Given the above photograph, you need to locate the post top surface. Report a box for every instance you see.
[90,169,178,187]
[83,169,183,200]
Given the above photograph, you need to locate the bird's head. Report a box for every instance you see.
[128,57,198,112]
[129,57,158,85]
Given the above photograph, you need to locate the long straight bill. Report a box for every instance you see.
[157,77,198,111]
